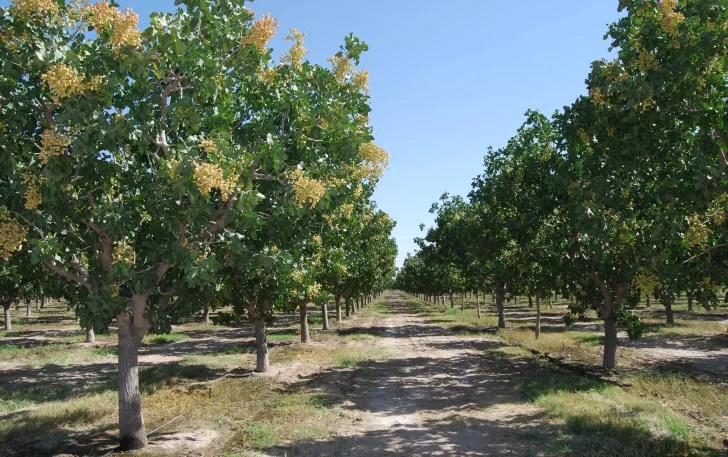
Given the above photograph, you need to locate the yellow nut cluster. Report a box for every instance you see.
[86,1,142,49]
[198,138,218,155]
[312,234,322,246]
[167,158,182,179]
[193,162,225,196]
[39,130,71,165]
[659,0,684,38]
[354,114,369,131]
[113,239,134,267]
[193,162,238,200]
[241,13,278,52]
[41,63,102,104]
[685,214,709,247]
[351,69,370,95]
[340,203,354,218]
[289,168,326,207]
[290,269,305,282]
[22,173,44,210]
[637,48,659,73]
[280,28,308,71]
[0,209,28,260]
[258,67,277,85]
[358,141,389,180]
[319,118,329,130]
[306,282,322,299]
[328,55,354,84]
[109,282,120,297]
[10,0,59,21]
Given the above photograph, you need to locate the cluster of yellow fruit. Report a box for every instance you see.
[351,69,370,95]
[312,234,323,246]
[112,239,134,267]
[339,203,354,219]
[357,141,389,181]
[39,130,71,165]
[290,269,305,282]
[280,28,308,71]
[306,282,322,299]
[328,55,354,84]
[198,138,218,155]
[632,271,660,295]
[659,0,684,39]
[193,162,239,200]
[9,0,59,20]
[258,67,277,85]
[0,209,28,260]
[289,169,326,207]
[241,13,278,52]
[41,62,103,104]
[22,173,44,210]
[86,1,141,50]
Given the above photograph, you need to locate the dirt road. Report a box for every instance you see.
[270,291,550,457]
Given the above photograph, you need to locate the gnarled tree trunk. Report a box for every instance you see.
[300,303,310,343]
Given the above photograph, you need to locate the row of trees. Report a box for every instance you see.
[0,0,396,450]
[396,0,728,369]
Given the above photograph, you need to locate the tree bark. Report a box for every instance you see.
[346,297,351,317]
[3,304,10,331]
[41,296,46,309]
[86,323,95,344]
[300,303,310,343]
[528,295,533,308]
[26,299,31,317]
[687,292,693,313]
[665,297,675,325]
[449,293,454,309]
[535,291,542,339]
[335,293,342,323]
[494,280,506,328]
[646,294,651,308]
[461,293,465,312]
[590,273,626,369]
[116,293,150,450]
[202,305,210,323]
[476,291,481,319]
[603,317,618,369]
[322,303,330,330]
[254,319,269,373]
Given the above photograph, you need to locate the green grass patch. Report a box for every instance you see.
[343,333,380,341]
[483,346,532,359]
[214,345,254,355]
[142,333,189,344]
[267,332,296,342]
[331,347,389,368]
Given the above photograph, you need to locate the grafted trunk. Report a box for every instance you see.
[335,293,342,323]
[254,319,269,373]
[476,291,481,319]
[3,304,10,331]
[590,273,627,370]
[535,291,542,339]
[202,305,210,323]
[300,303,310,344]
[494,281,506,328]
[322,303,330,330]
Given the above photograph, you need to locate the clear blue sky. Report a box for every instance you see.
[5,0,624,266]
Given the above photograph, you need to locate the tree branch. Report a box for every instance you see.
[42,259,91,289]
[682,243,728,264]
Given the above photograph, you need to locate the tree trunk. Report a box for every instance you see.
[3,304,10,331]
[116,292,150,451]
[665,298,675,325]
[202,305,210,323]
[449,293,454,309]
[603,317,618,369]
[535,291,542,339]
[476,291,481,319]
[528,295,533,308]
[346,297,351,317]
[687,293,693,313]
[26,299,31,317]
[40,296,46,309]
[514,296,518,307]
[461,293,464,312]
[117,328,147,450]
[254,319,269,373]
[645,294,651,308]
[35,298,40,312]
[86,322,95,344]
[335,293,342,323]
[322,303,330,330]
[300,303,310,343]
[495,281,506,328]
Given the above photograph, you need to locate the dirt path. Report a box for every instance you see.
[271,291,551,457]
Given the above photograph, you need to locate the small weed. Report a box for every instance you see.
[142,333,189,344]
[331,347,389,368]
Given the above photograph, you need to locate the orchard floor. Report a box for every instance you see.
[0,292,726,457]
